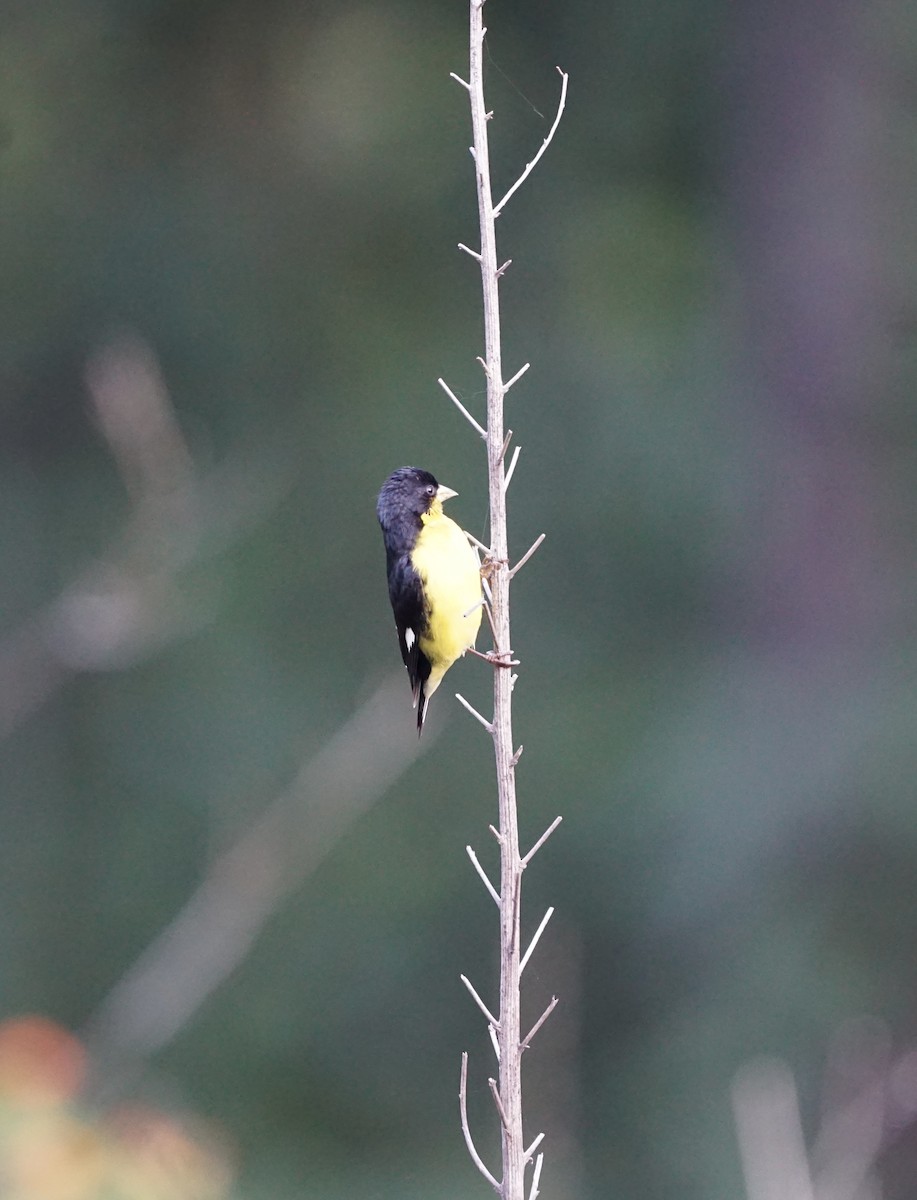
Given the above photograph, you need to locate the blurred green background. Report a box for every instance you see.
[3,0,917,1196]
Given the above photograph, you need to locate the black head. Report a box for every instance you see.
[376,466,440,531]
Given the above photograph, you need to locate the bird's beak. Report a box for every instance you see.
[436,485,458,503]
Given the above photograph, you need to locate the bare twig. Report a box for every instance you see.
[467,845,501,906]
[520,907,555,975]
[521,816,563,867]
[438,377,488,439]
[488,1024,501,1062]
[493,68,569,219]
[504,363,530,393]
[489,1077,510,1130]
[521,996,559,1052]
[503,445,522,493]
[523,1132,545,1162]
[499,429,514,461]
[465,530,494,556]
[459,242,483,261]
[456,692,494,733]
[460,975,500,1029]
[479,597,498,642]
[464,597,488,620]
[509,533,546,579]
[460,1053,501,1192]
[528,1153,545,1200]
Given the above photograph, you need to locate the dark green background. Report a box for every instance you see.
[4,0,917,1196]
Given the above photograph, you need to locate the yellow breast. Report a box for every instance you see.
[412,511,482,686]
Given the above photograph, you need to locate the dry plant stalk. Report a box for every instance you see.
[732,1020,917,1200]
[442,4,568,1197]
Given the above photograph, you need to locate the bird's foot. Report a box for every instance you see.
[479,555,508,582]
[468,647,519,668]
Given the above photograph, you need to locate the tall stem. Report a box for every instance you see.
[467,4,525,1197]
[455,6,565,1195]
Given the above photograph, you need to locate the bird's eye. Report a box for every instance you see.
[426,484,436,496]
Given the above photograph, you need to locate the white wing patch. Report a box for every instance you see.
[405,628,416,651]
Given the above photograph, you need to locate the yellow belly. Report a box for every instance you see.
[412,512,482,696]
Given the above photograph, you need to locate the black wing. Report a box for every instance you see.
[387,552,432,724]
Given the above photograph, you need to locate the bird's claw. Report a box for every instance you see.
[469,647,519,668]
[480,555,508,582]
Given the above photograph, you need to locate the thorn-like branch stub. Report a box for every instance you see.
[460,973,500,1028]
[522,815,563,867]
[521,995,558,1051]
[523,1132,545,1163]
[465,529,493,557]
[503,445,522,493]
[467,844,500,906]
[438,377,487,439]
[455,692,494,733]
[520,906,555,975]
[510,533,546,579]
[488,1024,501,1061]
[489,1077,510,1129]
[528,1152,545,1200]
[504,362,530,393]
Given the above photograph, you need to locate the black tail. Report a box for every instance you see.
[407,645,432,737]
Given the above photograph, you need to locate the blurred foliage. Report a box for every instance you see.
[0,1016,232,1199]
[3,0,917,1198]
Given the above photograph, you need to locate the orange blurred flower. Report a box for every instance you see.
[0,1017,86,1108]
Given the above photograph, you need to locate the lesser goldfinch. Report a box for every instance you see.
[377,466,483,734]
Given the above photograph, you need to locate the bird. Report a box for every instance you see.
[377,466,483,734]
